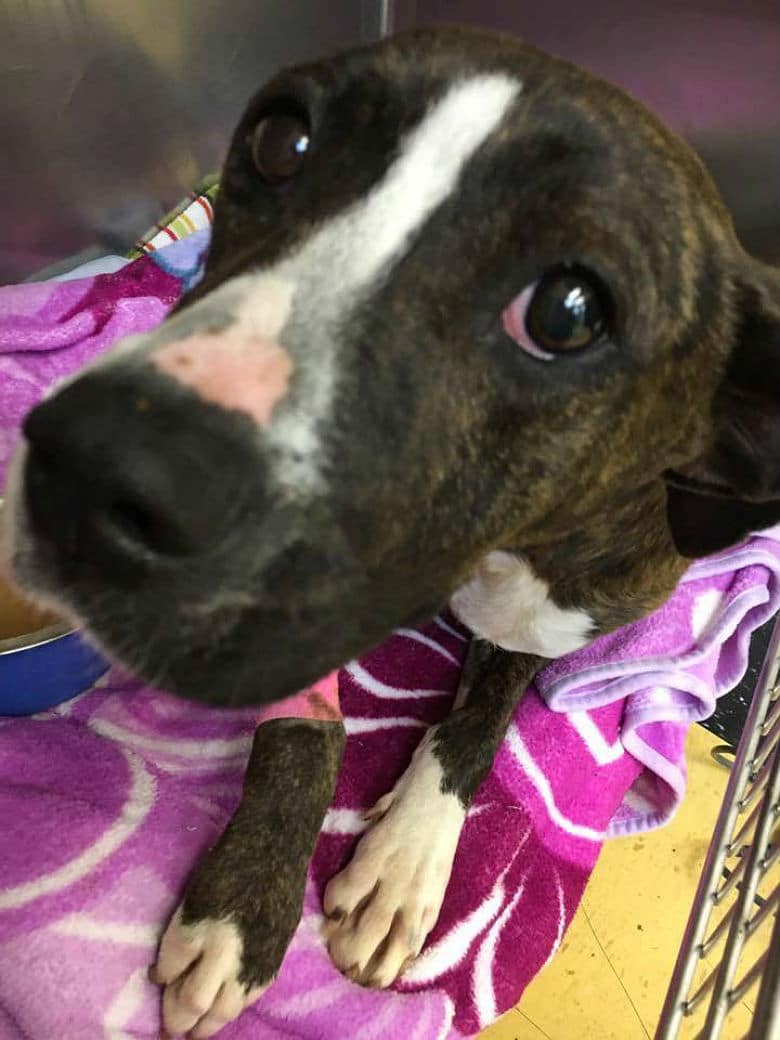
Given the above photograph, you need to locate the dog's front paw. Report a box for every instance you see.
[151,718,344,1037]
[153,907,270,1039]
[323,732,466,988]
[151,831,304,1038]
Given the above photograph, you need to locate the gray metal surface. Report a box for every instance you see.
[0,1,378,282]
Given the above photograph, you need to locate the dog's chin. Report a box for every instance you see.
[5,533,349,707]
[88,628,343,708]
[43,581,353,707]
[7,493,422,708]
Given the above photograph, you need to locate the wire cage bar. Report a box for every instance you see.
[656,616,780,1039]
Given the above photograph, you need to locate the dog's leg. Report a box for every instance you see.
[324,643,541,988]
[153,717,345,1039]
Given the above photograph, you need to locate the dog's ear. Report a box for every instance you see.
[666,261,780,558]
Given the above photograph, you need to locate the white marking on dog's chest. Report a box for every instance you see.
[450,550,593,658]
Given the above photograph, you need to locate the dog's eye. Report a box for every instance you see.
[251,111,310,184]
[503,266,612,360]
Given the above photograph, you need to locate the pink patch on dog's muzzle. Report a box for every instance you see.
[153,334,293,427]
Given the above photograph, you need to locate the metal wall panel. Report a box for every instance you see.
[2,2,776,280]
[0,1,377,281]
[398,1,780,264]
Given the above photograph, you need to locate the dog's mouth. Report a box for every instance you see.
[9,533,370,709]
[664,469,737,499]
[5,441,440,709]
[8,562,364,709]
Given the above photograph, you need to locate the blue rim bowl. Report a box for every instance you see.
[1,496,109,715]
[0,618,109,716]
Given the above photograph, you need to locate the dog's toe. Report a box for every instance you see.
[360,910,431,989]
[187,980,256,1039]
[324,736,465,988]
[153,907,267,1038]
[324,841,439,987]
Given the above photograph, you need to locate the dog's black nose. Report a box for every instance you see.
[22,369,260,573]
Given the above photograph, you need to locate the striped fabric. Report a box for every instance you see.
[126,174,219,259]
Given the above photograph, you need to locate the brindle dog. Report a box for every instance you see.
[3,25,779,1039]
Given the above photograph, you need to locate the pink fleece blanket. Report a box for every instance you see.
[1,233,779,1040]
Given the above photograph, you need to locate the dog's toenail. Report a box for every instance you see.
[400,954,417,976]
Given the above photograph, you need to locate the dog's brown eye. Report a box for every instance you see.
[251,112,310,183]
[503,266,612,360]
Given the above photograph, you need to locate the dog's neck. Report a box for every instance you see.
[452,476,685,653]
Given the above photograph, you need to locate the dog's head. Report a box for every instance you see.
[4,26,780,704]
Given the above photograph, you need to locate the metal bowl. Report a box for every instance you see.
[0,504,108,715]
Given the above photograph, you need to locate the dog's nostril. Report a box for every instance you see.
[22,372,266,570]
[24,445,198,563]
[97,500,191,557]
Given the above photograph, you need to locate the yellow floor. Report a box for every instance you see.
[479,724,738,1040]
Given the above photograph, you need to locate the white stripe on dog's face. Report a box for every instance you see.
[277,73,521,294]
[146,75,521,493]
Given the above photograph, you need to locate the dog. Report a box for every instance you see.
[3,23,780,1039]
